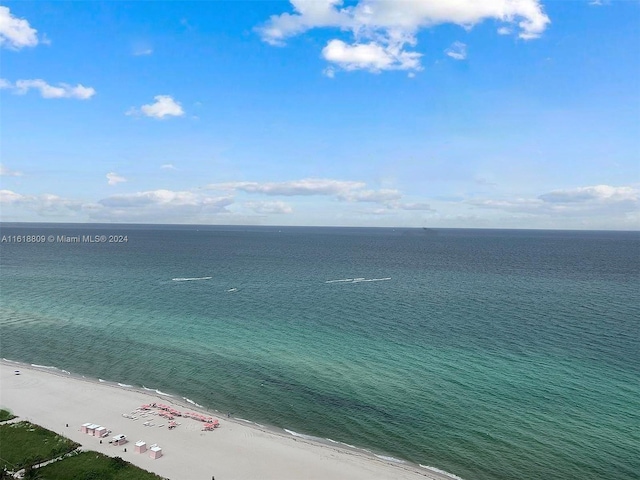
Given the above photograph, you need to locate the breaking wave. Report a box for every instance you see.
[419,465,465,480]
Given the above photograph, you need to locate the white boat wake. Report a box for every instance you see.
[325,277,391,284]
[172,277,212,282]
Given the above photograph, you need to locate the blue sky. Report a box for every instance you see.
[1,0,638,229]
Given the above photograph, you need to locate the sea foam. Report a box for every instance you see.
[183,397,203,408]
[374,454,405,463]
[31,364,58,370]
[284,429,317,441]
[419,464,465,480]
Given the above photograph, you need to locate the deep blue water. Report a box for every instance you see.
[1,224,638,479]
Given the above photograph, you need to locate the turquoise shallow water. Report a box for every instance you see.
[1,224,639,479]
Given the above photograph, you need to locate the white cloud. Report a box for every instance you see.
[245,201,293,214]
[539,185,637,203]
[93,189,234,222]
[0,189,24,203]
[359,200,434,214]
[322,39,421,72]
[99,189,231,209]
[2,79,96,99]
[106,172,127,186]
[211,178,367,196]
[99,190,190,207]
[258,0,550,73]
[161,164,177,170]
[0,189,82,214]
[471,197,544,213]
[396,202,433,211]
[0,6,39,50]
[208,178,416,209]
[0,164,23,177]
[133,47,153,56]
[445,41,467,60]
[323,67,336,78]
[470,185,640,221]
[259,0,346,46]
[497,26,512,35]
[1,188,237,223]
[339,188,402,203]
[127,95,185,119]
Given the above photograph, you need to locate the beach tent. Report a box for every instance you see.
[81,423,92,434]
[112,434,127,446]
[135,440,147,453]
[94,426,107,437]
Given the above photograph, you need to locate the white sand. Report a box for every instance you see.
[0,362,452,480]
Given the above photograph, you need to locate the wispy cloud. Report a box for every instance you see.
[208,178,429,211]
[1,187,237,223]
[133,47,153,56]
[92,189,234,222]
[396,202,433,211]
[127,95,185,119]
[1,78,96,99]
[161,164,178,170]
[340,189,402,203]
[539,185,637,203]
[470,184,639,219]
[445,41,467,60]
[245,200,293,214]
[210,178,367,197]
[0,190,82,215]
[0,164,23,177]
[99,190,226,208]
[0,6,40,50]
[131,39,153,56]
[106,172,127,186]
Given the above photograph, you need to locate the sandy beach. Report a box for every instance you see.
[0,361,450,480]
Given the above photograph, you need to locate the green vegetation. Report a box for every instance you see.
[0,421,162,480]
[0,409,16,423]
[0,421,79,471]
[37,452,165,480]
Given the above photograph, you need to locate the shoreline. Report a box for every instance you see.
[1,359,459,480]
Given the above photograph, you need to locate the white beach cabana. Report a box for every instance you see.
[135,440,147,453]
[94,426,107,437]
[112,434,127,446]
[149,444,162,459]
[81,422,92,434]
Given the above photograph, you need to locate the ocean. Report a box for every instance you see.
[1,223,638,480]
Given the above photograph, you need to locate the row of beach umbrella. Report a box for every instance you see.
[203,420,220,431]
[184,412,216,423]
[140,404,183,417]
